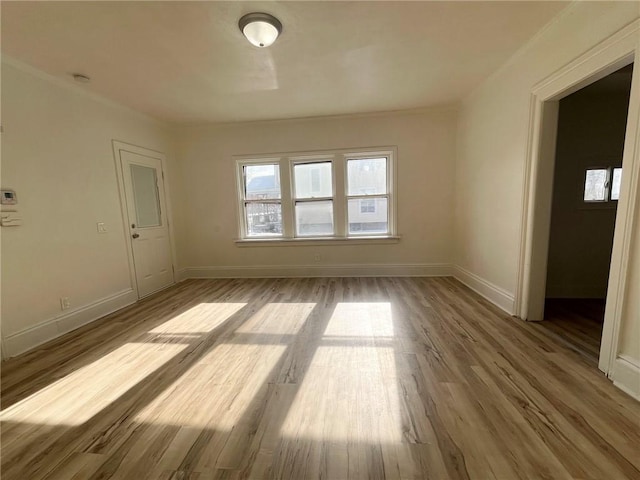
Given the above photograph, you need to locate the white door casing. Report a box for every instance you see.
[116,145,174,298]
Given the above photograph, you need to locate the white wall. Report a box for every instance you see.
[0,60,179,356]
[453,2,639,308]
[176,109,457,276]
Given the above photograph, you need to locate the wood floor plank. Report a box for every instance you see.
[1,277,639,479]
[41,452,105,480]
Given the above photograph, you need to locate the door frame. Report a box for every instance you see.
[112,140,177,298]
[514,20,640,377]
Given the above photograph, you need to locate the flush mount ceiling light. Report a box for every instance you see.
[239,12,282,48]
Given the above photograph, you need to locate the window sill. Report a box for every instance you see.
[234,235,401,247]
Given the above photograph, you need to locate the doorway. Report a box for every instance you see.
[113,142,175,298]
[515,20,640,383]
[542,65,633,363]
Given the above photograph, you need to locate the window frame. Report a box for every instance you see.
[344,154,392,237]
[236,158,284,239]
[234,147,397,244]
[290,157,336,238]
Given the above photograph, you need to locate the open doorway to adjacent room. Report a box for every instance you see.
[542,64,633,364]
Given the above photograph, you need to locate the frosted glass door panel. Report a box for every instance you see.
[130,164,161,227]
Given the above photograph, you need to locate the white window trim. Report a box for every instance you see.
[344,153,392,237]
[291,156,336,238]
[235,157,284,239]
[234,146,397,245]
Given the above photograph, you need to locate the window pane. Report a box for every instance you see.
[611,167,622,201]
[245,203,282,236]
[130,164,161,228]
[295,200,334,236]
[348,198,388,234]
[294,162,332,199]
[347,157,387,196]
[584,169,607,201]
[245,164,280,200]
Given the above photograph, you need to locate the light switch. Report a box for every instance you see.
[97,222,107,233]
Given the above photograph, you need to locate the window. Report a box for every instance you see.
[611,167,622,201]
[347,157,389,235]
[293,161,334,236]
[583,166,622,203]
[241,163,282,236]
[236,148,395,241]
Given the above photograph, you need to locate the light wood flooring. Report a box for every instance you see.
[1,277,639,479]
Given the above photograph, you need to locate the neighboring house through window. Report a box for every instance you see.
[360,199,376,213]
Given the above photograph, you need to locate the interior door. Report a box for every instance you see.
[120,150,174,298]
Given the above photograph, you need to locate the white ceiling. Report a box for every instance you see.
[1,1,569,124]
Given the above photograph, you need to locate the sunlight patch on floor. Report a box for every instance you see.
[281,344,402,443]
[0,343,187,426]
[133,343,289,429]
[281,302,402,443]
[134,302,315,429]
[324,302,394,337]
[148,302,247,334]
[234,302,315,335]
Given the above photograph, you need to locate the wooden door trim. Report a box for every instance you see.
[112,140,176,299]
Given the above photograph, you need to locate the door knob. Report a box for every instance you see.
[132,233,140,239]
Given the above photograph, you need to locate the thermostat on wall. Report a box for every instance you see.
[1,189,17,205]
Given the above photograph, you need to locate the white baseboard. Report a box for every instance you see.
[178,263,452,280]
[611,355,640,401]
[3,288,137,358]
[452,265,515,315]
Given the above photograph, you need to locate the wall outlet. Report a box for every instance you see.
[314,253,321,262]
[96,222,107,233]
[60,297,71,310]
